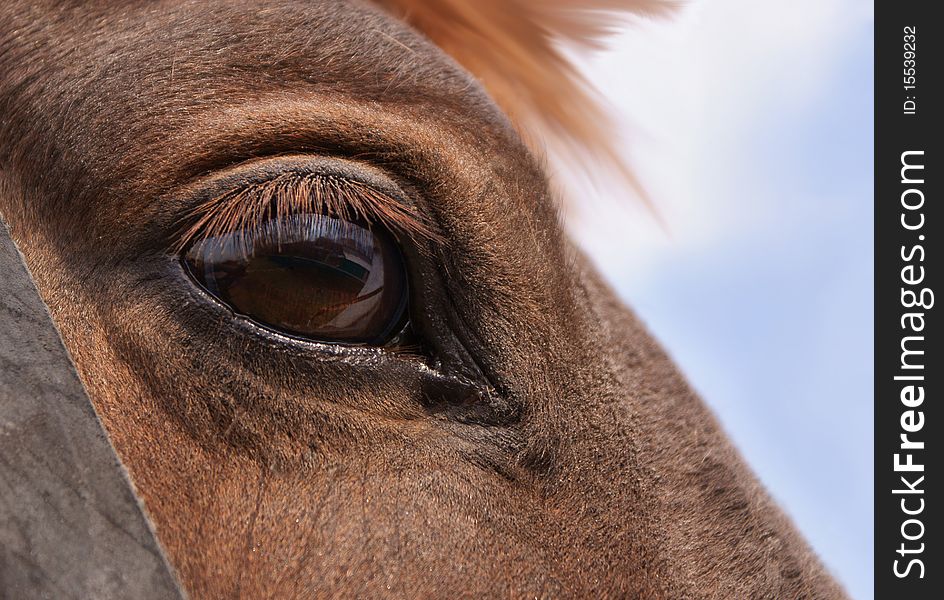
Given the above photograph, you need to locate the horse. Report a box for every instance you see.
[0,1,848,597]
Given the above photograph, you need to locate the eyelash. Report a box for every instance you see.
[175,171,438,256]
[190,211,377,261]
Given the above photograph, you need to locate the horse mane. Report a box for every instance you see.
[371,0,676,208]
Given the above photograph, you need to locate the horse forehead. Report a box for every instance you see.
[2,0,513,232]
[18,0,479,121]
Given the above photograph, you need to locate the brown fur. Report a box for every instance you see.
[0,1,846,598]
[374,0,675,206]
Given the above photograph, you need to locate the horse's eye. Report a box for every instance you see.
[183,213,409,346]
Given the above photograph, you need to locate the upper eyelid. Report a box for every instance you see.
[171,155,444,254]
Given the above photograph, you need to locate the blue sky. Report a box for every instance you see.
[566,2,873,598]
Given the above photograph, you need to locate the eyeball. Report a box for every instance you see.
[184,213,409,345]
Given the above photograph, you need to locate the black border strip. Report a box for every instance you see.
[875,3,940,597]
[0,219,185,599]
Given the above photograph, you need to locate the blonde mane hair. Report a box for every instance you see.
[373,0,676,208]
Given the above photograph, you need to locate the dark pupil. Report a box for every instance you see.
[184,214,408,345]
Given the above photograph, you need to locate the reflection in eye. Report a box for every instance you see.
[184,214,409,345]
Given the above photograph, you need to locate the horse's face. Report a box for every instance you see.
[1,1,846,597]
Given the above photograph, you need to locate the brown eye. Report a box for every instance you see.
[183,213,409,345]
